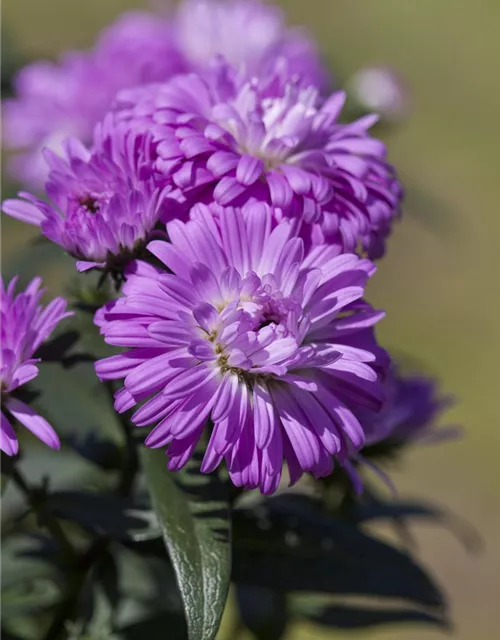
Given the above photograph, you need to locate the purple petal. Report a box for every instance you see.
[214,176,247,205]
[1,411,19,456]
[6,398,60,450]
[236,154,264,186]
[2,198,46,225]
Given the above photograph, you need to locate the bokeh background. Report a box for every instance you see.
[2,1,499,639]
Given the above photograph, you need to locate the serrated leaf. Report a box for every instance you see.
[141,448,231,640]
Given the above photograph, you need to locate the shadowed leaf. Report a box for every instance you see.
[50,491,159,542]
[299,601,448,630]
[232,494,446,610]
[236,585,289,640]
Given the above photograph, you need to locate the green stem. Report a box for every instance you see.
[42,537,110,640]
[104,380,139,496]
[11,467,76,561]
[41,382,140,640]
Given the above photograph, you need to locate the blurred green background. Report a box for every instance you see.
[2,1,500,639]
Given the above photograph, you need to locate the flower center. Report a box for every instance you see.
[200,283,305,383]
[78,195,100,214]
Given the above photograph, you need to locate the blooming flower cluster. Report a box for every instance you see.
[0,0,454,495]
[3,0,324,189]
[1,277,72,456]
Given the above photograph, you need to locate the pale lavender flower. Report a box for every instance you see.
[2,120,173,275]
[349,66,410,123]
[3,12,186,188]
[95,204,388,493]
[118,64,402,258]
[1,277,72,456]
[173,0,327,89]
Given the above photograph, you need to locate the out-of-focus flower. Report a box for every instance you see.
[1,277,72,455]
[2,120,173,276]
[2,12,186,189]
[117,64,402,258]
[348,66,410,123]
[359,370,459,449]
[95,205,388,493]
[173,0,327,89]
[3,2,328,190]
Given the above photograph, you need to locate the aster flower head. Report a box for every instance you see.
[95,205,388,493]
[360,370,458,449]
[2,120,172,278]
[122,64,402,258]
[173,0,327,89]
[1,277,72,456]
[2,12,185,188]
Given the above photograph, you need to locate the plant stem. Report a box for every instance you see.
[42,537,110,640]
[11,467,76,560]
[41,383,140,640]
[104,380,139,496]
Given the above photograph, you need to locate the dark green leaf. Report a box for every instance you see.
[141,448,231,640]
[34,330,95,369]
[64,432,122,471]
[0,629,26,640]
[1,452,14,495]
[50,491,159,542]
[1,535,60,589]
[117,612,187,640]
[236,585,288,640]
[33,361,121,440]
[299,602,448,630]
[1,579,61,618]
[232,494,446,609]
[347,497,482,553]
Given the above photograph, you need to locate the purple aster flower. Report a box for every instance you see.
[348,66,410,124]
[360,370,459,448]
[340,370,459,494]
[95,204,388,493]
[118,64,402,258]
[2,12,186,189]
[2,120,173,277]
[1,277,72,456]
[173,0,327,89]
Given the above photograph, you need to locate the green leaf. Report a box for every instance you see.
[232,494,446,610]
[1,579,61,618]
[1,453,13,495]
[141,447,231,640]
[293,597,448,630]
[236,585,289,640]
[50,490,159,542]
